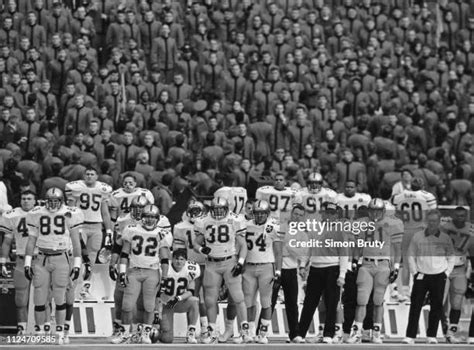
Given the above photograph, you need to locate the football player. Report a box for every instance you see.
[347,199,403,344]
[392,177,437,301]
[243,200,283,344]
[335,180,371,221]
[214,185,248,215]
[109,195,151,339]
[441,207,474,343]
[173,200,207,335]
[65,167,114,299]
[112,205,171,344]
[24,188,84,345]
[220,198,256,343]
[110,174,154,220]
[159,249,201,344]
[256,172,297,224]
[194,197,250,344]
[0,190,37,335]
[295,172,338,221]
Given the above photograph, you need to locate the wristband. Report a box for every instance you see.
[275,270,281,276]
[394,263,400,270]
[238,257,245,265]
[106,229,113,235]
[177,296,182,301]
[25,255,32,267]
[160,258,169,265]
[119,264,127,274]
[73,257,82,269]
[0,257,6,264]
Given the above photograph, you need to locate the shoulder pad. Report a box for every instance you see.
[3,209,14,216]
[112,189,121,196]
[99,182,112,193]
[30,206,43,213]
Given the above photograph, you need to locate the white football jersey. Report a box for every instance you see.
[214,186,248,214]
[122,223,171,269]
[392,189,437,231]
[441,219,474,266]
[26,205,84,252]
[110,187,154,217]
[295,187,338,220]
[245,218,282,263]
[1,207,37,256]
[160,261,201,302]
[173,220,205,264]
[336,193,372,220]
[256,186,297,223]
[194,213,246,259]
[65,180,112,223]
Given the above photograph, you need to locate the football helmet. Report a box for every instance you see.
[142,205,160,230]
[368,198,385,222]
[252,200,270,225]
[186,200,205,222]
[210,197,229,220]
[130,195,150,221]
[307,173,323,194]
[44,187,64,212]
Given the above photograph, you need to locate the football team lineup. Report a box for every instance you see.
[0,170,473,345]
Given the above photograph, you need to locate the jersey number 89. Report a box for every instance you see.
[39,216,65,235]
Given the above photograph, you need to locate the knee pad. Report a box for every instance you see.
[56,303,67,311]
[35,305,46,312]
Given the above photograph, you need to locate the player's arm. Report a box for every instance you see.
[159,246,170,279]
[235,234,247,264]
[119,240,131,272]
[0,232,12,275]
[101,200,114,244]
[193,224,210,255]
[336,230,349,284]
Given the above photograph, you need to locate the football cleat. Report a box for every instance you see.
[291,336,305,343]
[186,328,198,344]
[322,337,333,344]
[56,332,65,345]
[362,329,372,342]
[140,326,152,344]
[402,337,415,344]
[446,326,462,344]
[201,327,218,344]
[426,337,438,344]
[233,323,253,344]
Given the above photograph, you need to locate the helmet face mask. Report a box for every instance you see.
[368,199,385,222]
[210,197,229,220]
[186,200,205,222]
[130,195,150,220]
[307,173,323,194]
[141,205,160,230]
[45,188,64,212]
[252,200,270,225]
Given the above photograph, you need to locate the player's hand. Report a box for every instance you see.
[24,266,34,280]
[119,273,128,287]
[336,276,345,287]
[298,266,307,280]
[109,265,118,281]
[351,258,360,272]
[231,262,243,277]
[272,270,281,285]
[104,234,113,249]
[166,296,180,309]
[70,267,80,281]
[389,268,399,284]
[83,262,92,280]
[0,263,8,277]
[200,246,211,255]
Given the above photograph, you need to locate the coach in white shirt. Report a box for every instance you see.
[391,169,412,197]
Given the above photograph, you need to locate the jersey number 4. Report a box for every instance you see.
[132,235,158,256]
[17,218,28,237]
[206,225,230,243]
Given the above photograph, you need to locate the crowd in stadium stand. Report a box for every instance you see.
[0,0,471,215]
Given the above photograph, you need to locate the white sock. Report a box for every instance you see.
[354,322,363,334]
[200,316,208,329]
[248,321,256,336]
[18,322,27,331]
[373,323,381,336]
[335,323,342,337]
